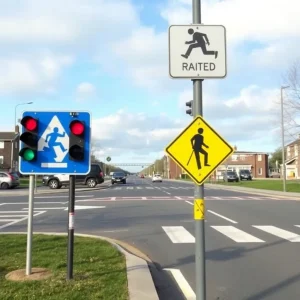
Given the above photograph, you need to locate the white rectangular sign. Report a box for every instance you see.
[169,25,227,79]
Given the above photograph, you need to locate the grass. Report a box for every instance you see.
[0,234,128,300]
[20,178,42,186]
[211,179,300,193]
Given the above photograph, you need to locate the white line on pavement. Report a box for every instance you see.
[185,200,193,205]
[34,195,94,199]
[211,226,265,243]
[162,226,195,243]
[253,226,300,242]
[165,192,171,195]
[22,207,66,210]
[0,219,18,222]
[163,268,196,300]
[295,225,300,228]
[0,215,28,217]
[207,210,238,224]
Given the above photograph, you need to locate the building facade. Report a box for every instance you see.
[284,135,300,179]
[0,129,20,171]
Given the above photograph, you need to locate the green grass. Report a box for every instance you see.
[0,234,128,300]
[212,179,300,193]
[20,178,42,186]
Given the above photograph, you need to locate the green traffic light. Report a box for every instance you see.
[23,149,35,161]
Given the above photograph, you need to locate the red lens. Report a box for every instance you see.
[25,118,37,131]
[70,121,84,135]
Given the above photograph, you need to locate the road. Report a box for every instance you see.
[1,175,300,300]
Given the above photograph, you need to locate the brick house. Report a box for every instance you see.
[284,134,300,179]
[164,147,269,179]
[0,128,20,171]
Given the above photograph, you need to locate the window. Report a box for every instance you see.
[0,156,3,164]
[231,155,237,161]
[287,146,290,157]
[295,144,298,156]
[258,168,262,175]
[257,154,262,161]
[0,141,4,149]
[240,155,245,160]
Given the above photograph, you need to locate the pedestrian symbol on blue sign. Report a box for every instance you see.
[19,111,91,175]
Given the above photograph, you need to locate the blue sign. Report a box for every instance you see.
[19,111,91,175]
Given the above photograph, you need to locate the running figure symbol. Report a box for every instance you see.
[187,128,210,170]
[44,127,67,158]
[181,28,218,59]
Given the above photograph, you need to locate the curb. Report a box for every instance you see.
[0,182,112,197]
[164,179,300,199]
[0,232,159,300]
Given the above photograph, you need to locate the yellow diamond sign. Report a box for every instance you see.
[165,115,234,185]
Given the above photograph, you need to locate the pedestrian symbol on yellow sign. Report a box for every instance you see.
[164,115,234,185]
[187,128,210,169]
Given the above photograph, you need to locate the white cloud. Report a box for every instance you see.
[76,82,96,101]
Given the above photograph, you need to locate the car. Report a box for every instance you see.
[0,171,20,189]
[111,172,126,184]
[223,171,239,182]
[42,163,104,189]
[152,174,162,182]
[239,169,252,181]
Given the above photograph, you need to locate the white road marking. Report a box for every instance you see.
[295,225,300,228]
[165,192,171,195]
[34,195,94,199]
[211,226,265,243]
[164,268,195,299]
[207,210,238,224]
[185,201,193,205]
[0,219,18,222]
[175,196,183,200]
[253,226,300,242]
[0,215,28,217]
[162,226,195,243]
[3,202,67,205]
[23,207,66,210]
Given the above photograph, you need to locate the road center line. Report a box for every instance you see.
[207,210,238,224]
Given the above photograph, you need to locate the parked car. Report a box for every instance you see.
[111,172,126,184]
[239,169,252,181]
[223,171,239,182]
[42,163,104,189]
[152,174,162,183]
[0,171,20,189]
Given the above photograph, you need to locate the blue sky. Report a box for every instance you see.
[0,0,299,172]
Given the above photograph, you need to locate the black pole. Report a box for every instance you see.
[67,175,75,280]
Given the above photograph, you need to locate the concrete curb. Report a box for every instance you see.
[0,231,159,300]
[0,182,112,197]
[164,179,300,199]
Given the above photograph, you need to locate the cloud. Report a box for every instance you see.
[76,82,96,101]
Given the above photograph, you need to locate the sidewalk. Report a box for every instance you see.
[164,179,300,199]
[0,180,112,196]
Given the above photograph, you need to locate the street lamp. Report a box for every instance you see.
[280,85,290,192]
[14,102,33,130]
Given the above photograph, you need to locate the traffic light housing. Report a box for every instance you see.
[69,119,85,161]
[186,100,194,116]
[19,116,39,162]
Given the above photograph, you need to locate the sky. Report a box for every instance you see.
[0,0,300,172]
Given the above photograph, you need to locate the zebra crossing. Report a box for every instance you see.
[109,185,195,190]
[162,225,300,243]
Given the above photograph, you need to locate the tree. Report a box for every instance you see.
[269,147,286,169]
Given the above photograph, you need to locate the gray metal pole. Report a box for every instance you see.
[280,87,286,192]
[193,0,206,299]
[26,175,35,275]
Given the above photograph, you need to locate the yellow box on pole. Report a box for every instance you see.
[194,199,205,220]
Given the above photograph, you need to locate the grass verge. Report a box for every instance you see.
[211,180,300,193]
[20,178,42,186]
[0,234,128,300]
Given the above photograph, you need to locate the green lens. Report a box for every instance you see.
[23,149,35,161]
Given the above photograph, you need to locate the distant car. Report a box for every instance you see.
[152,174,162,183]
[0,171,20,189]
[223,171,239,182]
[42,163,104,189]
[111,172,126,184]
[239,169,252,181]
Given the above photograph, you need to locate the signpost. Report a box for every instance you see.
[19,110,91,280]
[166,1,229,299]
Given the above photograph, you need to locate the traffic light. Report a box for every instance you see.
[186,100,194,116]
[19,116,39,162]
[69,119,85,161]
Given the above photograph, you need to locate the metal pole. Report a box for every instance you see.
[280,87,286,192]
[193,0,206,299]
[26,175,35,275]
[34,175,37,193]
[67,175,75,280]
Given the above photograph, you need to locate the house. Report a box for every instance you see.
[284,134,300,179]
[164,147,270,179]
[0,127,20,172]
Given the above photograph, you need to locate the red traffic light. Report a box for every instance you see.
[21,116,38,131]
[70,120,84,136]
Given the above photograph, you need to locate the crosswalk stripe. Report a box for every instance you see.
[162,226,195,243]
[253,226,300,242]
[211,226,265,243]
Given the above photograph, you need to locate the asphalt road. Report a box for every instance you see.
[1,176,300,300]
